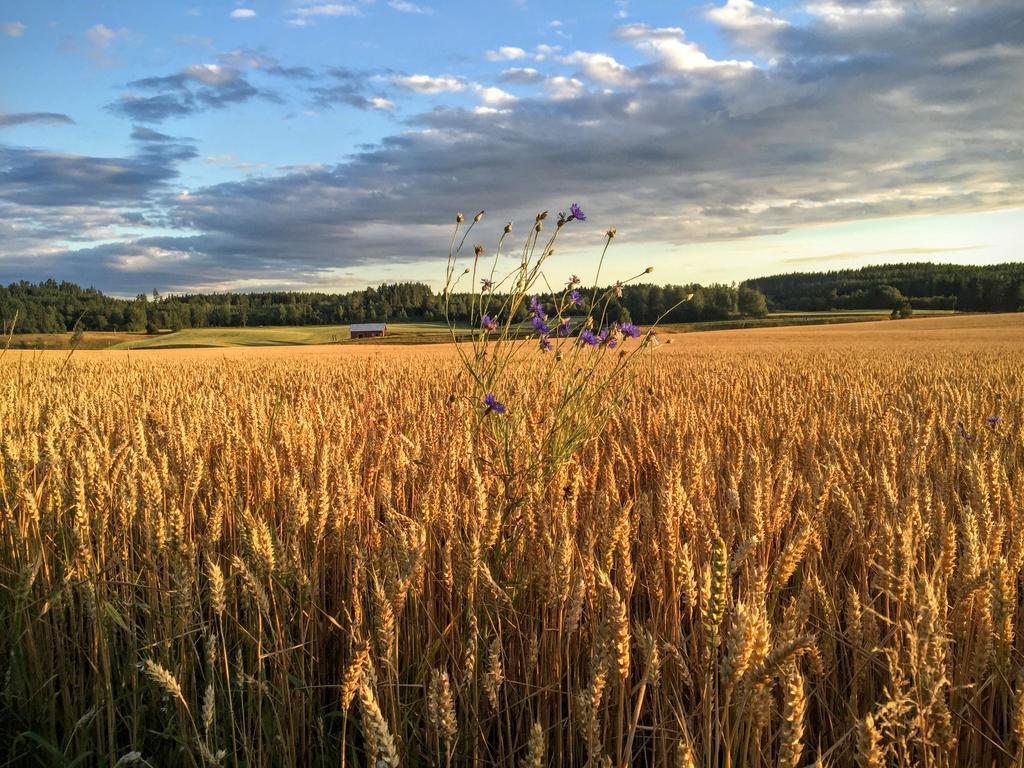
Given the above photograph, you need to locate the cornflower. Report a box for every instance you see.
[483,393,506,415]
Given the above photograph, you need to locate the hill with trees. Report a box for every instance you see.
[0,279,768,335]
[744,262,1024,313]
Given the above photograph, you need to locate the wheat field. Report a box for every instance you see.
[1,314,1022,767]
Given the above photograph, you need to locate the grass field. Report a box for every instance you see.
[103,322,463,350]
[0,314,1021,766]
[3,310,962,351]
[2,330,151,351]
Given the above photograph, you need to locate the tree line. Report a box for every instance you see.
[0,279,769,334]
[744,262,1024,313]
[5,261,1020,336]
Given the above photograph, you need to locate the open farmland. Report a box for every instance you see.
[1,314,1022,766]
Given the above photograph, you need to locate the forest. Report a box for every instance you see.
[0,280,767,334]
[2,262,1021,335]
[745,262,1024,312]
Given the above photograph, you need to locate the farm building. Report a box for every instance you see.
[349,322,387,339]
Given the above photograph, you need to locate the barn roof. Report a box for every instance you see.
[350,323,387,332]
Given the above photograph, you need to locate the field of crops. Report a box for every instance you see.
[0,314,1021,767]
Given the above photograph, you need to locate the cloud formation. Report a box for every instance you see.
[0,112,75,127]
[109,63,278,122]
[2,0,1023,292]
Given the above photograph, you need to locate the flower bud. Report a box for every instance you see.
[474,245,484,257]
[504,221,513,234]
[645,266,654,274]
[474,210,484,223]
[606,228,617,239]
[456,211,464,223]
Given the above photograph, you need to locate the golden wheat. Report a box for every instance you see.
[0,316,1021,766]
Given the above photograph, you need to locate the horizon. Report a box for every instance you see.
[4,258,1022,302]
[2,1,1022,295]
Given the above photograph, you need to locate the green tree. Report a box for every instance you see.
[738,285,769,317]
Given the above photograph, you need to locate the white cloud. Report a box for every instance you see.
[85,23,120,48]
[498,67,544,84]
[230,8,257,18]
[183,63,236,86]
[616,23,755,74]
[485,46,527,62]
[534,44,560,61]
[560,51,634,85]
[544,75,585,100]
[288,4,361,26]
[707,0,789,54]
[708,0,787,30]
[391,74,466,93]
[388,1,433,13]
[475,85,518,107]
[370,96,395,110]
[2,21,26,37]
[805,1,905,25]
[473,106,508,116]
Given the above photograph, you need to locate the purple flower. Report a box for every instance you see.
[579,329,600,346]
[483,393,506,415]
[598,328,618,349]
[569,202,587,221]
[529,295,546,319]
[569,289,583,307]
[557,318,572,337]
[539,336,554,352]
[481,314,498,332]
[532,316,551,335]
[986,415,1001,425]
[619,322,641,338]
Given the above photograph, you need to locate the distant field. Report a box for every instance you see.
[4,310,966,351]
[1,330,151,351]
[105,322,465,350]
[659,308,955,334]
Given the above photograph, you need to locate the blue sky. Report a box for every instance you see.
[1,0,1021,295]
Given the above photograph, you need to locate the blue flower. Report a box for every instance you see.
[579,329,600,346]
[569,202,587,221]
[599,328,618,349]
[539,336,554,352]
[986,415,1001,425]
[529,295,546,319]
[532,316,551,335]
[481,314,498,332]
[569,289,583,307]
[619,322,641,338]
[483,393,506,415]
[557,318,572,337]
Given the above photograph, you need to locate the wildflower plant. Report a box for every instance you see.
[443,204,680,504]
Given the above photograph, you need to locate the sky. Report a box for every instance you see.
[1,0,1022,296]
